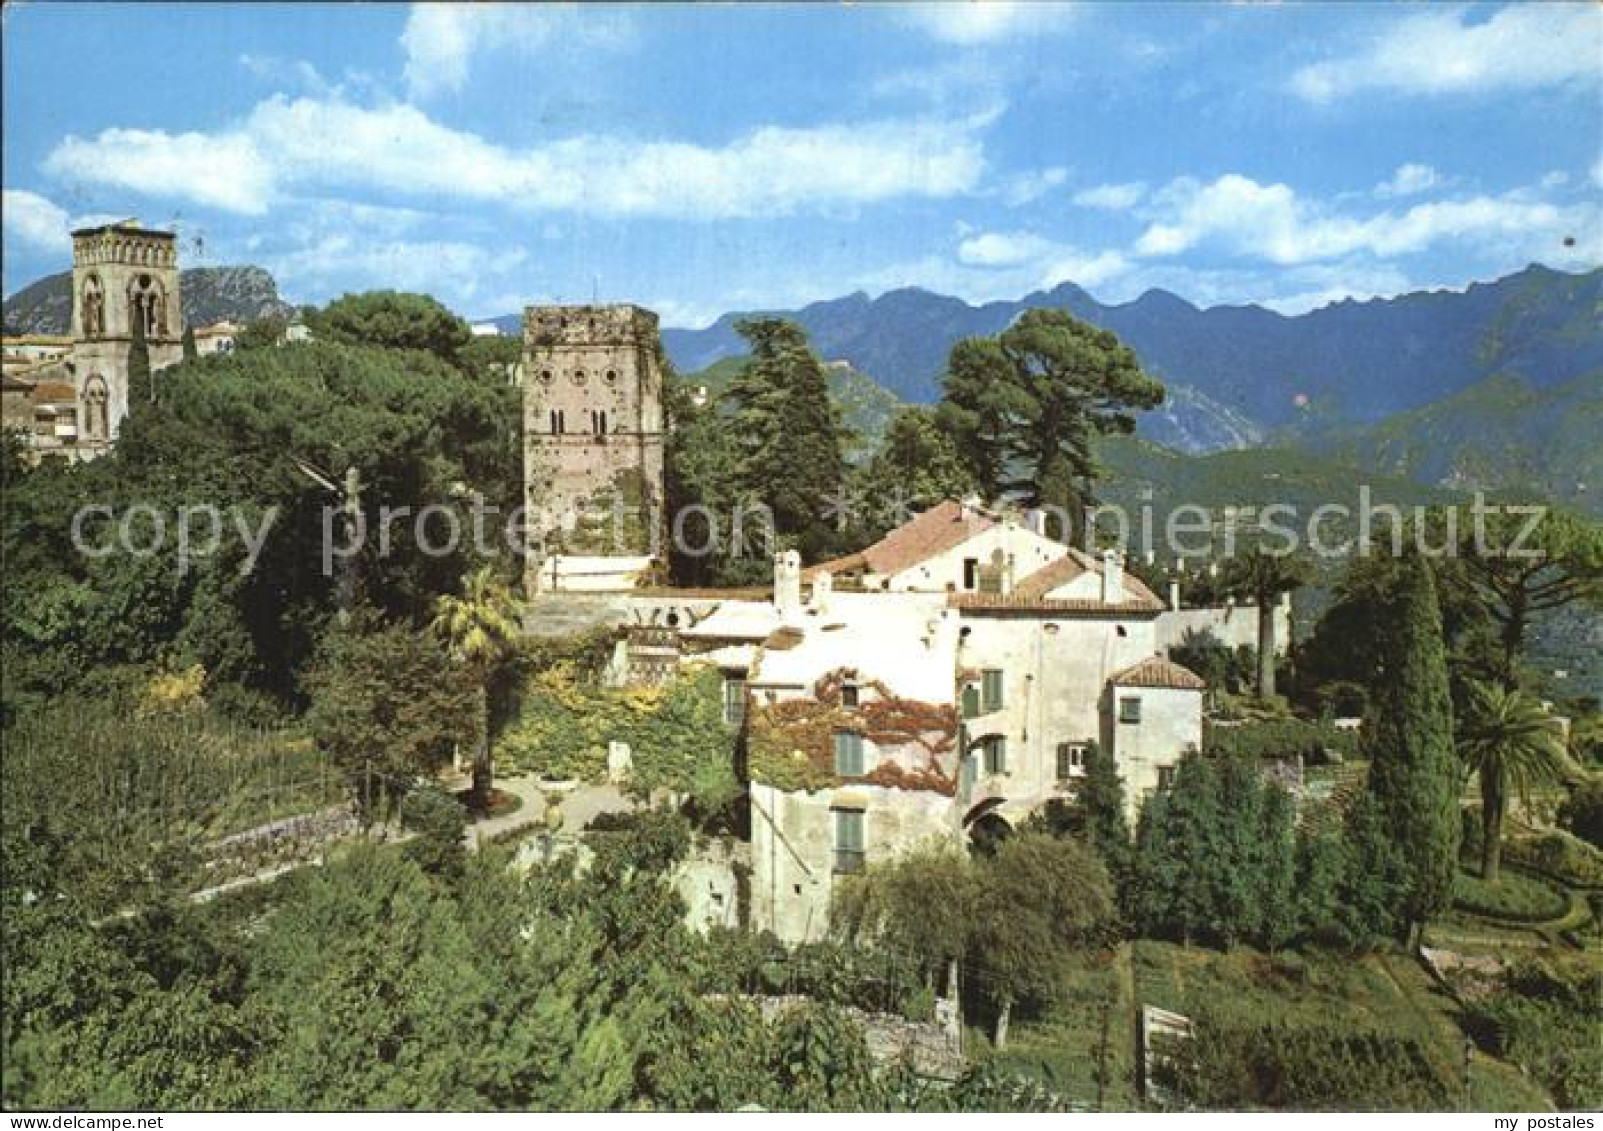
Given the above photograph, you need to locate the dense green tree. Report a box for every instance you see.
[1361,555,1461,940]
[969,832,1112,1047]
[1217,547,1310,700]
[723,318,849,559]
[1077,740,1131,885]
[235,314,287,351]
[1455,509,1603,685]
[305,615,478,812]
[308,291,473,362]
[663,370,768,587]
[2,341,519,707]
[429,566,524,808]
[1458,681,1574,880]
[858,406,975,525]
[832,842,977,998]
[938,309,1163,538]
[181,324,199,362]
[1297,547,1500,718]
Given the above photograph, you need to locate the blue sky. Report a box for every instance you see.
[4,1,1600,326]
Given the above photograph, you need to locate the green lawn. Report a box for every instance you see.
[1127,941,1554,1111]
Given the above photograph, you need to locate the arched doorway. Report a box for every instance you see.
[963,798,1013,857]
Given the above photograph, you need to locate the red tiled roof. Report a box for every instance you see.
[29,382,78,402]
[1108,656,1206,690]
[807,500,995,578]
[1012,549,1163,609]
[950,594,1164,615]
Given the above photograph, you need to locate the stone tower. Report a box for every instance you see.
[522,303,666,567]
[70,220,183,445]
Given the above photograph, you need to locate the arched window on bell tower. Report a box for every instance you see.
[80,275,105,338]
[83,376,110,441]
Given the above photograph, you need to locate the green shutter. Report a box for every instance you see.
[834,732,864,775]
[984,736,1007,775]
[962,684,981,719]
[982,669,1004,712]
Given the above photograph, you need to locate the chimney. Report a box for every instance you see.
[1168,579,1181,611]
[1025,508,1046,536]
[811,568,833,615]
[1101,549,1125,604]
[1001,553,1016,597]
[774,550,802,621]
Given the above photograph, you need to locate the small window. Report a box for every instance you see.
[834,810,865,874]
[1119,696,1142,724]
[962,557,980,591]
[723,677,746,727]
[961,684,981,720]
[980,735,1007,776]
[981,669,1004,713]
[539,368,553,384]
[572,368,587,385]
[1157,765,1176,792]
[604,368,619,384]
[834,731,865,776]
[841,681,859,708]
[1056,742,1086,781]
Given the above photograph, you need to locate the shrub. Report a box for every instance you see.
[1205,717,1359,765]
[1451,870,1567,923]
[1468,959,1603,1110]
[1559,777,1603,852]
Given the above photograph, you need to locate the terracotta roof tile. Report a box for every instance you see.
[29,382,78,402]
[1108,656,1206,690]
[808,500,995,578]
[1012,550,1163,609]
[950,594,1164,615]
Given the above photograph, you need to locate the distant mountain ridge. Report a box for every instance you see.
[2,266,294,335]
[652,264,1602,451]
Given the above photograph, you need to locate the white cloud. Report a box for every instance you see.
[42,95,992,220]
[995,166,1068,206]
[45,126,274,214]
[954,230,1131,289]
[904,1,1079,45]
[1132,172,1601,266]
[1374,163,1439,198]
[1073,181,1146,210]
[957,231,1056,268]
[267,236,526,307]
[400,2,633,99]
[1292,5,1603,103]
[2,189,71,251]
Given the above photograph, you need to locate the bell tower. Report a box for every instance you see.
[522,304,667,575]
[70,220,183,445]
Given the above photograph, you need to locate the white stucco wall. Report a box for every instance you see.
[1101,684,1203,821]
[748,781,960,942]
[877,522,1069,594]
[1154,600,1291,656]
[955,612,1161,808]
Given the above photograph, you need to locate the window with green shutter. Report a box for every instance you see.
[833,731,864,776]
[982,734,1007,775]
[1119,696,1142,724]
[982,669,1004,712]
[834,809,865,873]
[961,684,981,719]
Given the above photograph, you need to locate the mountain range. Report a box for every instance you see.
[657,264,1602,454]
[2,266,294,336]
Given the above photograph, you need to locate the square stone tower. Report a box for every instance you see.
[70,221,183,445]
[522,303,666,565]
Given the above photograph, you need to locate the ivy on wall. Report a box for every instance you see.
[495,661,734,796]
[747,669,958,795]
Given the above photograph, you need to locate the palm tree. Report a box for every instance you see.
[430,566,524,809]
[1218,546,1310,701]
[1459,681,1574,882]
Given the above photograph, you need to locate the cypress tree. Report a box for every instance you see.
[1079,740,1130,882]
[725,318,847,559]
[182,324,199,362]
[1162,751,1223,945]
[129,308,153,403]
[1361,554,1461,941]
